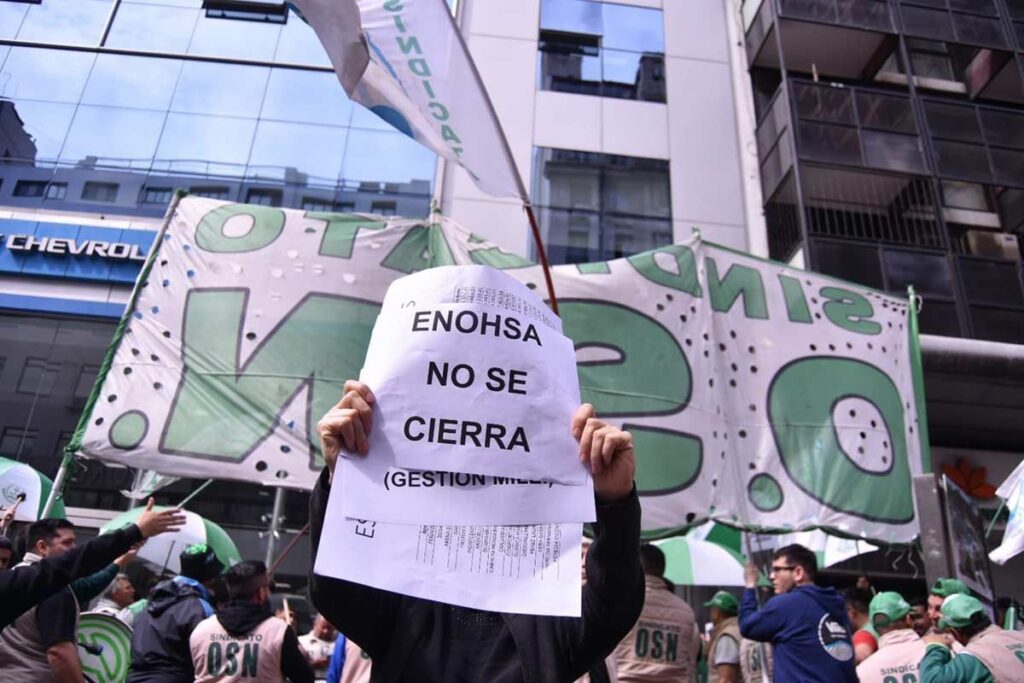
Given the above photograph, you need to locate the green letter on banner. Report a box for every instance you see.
[560,301,701,495]
[162,290,379,468]
[381,225,455,273]
[706,258,769,319]
[768,357,913,522]
[195,204,284,253]
[628,245,702,297]
[821,286,882,335]
[310,213,386,259]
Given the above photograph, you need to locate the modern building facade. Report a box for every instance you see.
[742,0,1024,593]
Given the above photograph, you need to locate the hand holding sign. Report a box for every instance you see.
[317,380,376,480]
[572,404,635,503]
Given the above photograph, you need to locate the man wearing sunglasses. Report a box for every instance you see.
[739,544,857,682]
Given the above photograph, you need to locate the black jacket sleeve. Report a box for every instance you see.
[308,467,399,660]
[564,488,645,678]
[0,523,144,632]
[280,627,315,683]
[36,589,79,648]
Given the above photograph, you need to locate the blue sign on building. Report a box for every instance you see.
[0,219,157,318]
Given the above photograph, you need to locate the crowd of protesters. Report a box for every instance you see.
[0,382,1021,682]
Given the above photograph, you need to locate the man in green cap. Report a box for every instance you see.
[920,593,1024,682]
[705,591,742,683]
[856,592,926,683]
[928,578,970,630]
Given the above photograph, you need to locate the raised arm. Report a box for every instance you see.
[564,405,645,678]
[309,382,399,658]
[1,499,184,631]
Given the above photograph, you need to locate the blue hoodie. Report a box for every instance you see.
[739,585,857,683]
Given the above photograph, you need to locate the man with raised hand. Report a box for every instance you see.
[0,498,184,632]
[920,594,1024,682]
[856,592,927,683]
[739,544,857,682]
[310,380,644,683]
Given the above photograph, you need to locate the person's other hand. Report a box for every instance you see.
[744,562,760,589]
[135,498,186,538]
[922,633,952,647]
[572,404,634,502]
[0,506,14,528]
[317,380,375,480]
[114,543,143,568]
[856,575,871,591]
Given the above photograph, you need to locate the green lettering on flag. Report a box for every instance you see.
[706,257,768,319]
[821,286,882,335]
[381,225,455,273]
[310,213,386,259]
[768,357,913,522]
[196,204,285,253]
[162,290,378,465]
[628,245,702,297]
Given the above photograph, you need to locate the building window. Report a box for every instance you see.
[191,186,231,200]
[74,364,100,400]
[0,428,37,459]
[370,200,397,216]
[532,147,672,264]
[538,0,666,103]
[246,187,282,206]
[81,181,119,202]
[301,197,340,213]
[141,186,174,205]
[203,0,288,23]
[13,180,67,200]
[17,358,60,396]
[897,1,1008,50]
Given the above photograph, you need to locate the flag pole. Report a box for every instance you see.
[440,0,559,315]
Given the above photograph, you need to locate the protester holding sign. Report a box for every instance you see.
[310,380,643,682]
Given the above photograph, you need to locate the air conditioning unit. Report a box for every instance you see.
[964,230,1021,261]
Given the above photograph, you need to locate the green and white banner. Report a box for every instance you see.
[73,197,928,542]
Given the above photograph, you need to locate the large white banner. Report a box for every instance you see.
[74,197,928,542]
[290,0,522,198]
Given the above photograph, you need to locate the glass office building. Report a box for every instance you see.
[0,0,437,563]
[745,0,1024,346]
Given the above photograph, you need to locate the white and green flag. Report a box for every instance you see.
[290,0,522,198]
[72,197,929,542]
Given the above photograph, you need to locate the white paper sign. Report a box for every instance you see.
[357,268,586,485]
[315,486,584,617]
[339,460,596,525]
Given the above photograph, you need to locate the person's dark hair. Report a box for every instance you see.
[225,560,269,601]
[955,611,992,641]
[772,544,817,580]
[843,587,871,615]
[639,544,665,577]
[26,518,74,551]
[0,536,12,552]
[908,596,928,608]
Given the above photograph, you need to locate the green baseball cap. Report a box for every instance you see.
[869,592,911,628]
[938,593,986,630]
[705,591,739,613]
[930,578,969,598]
